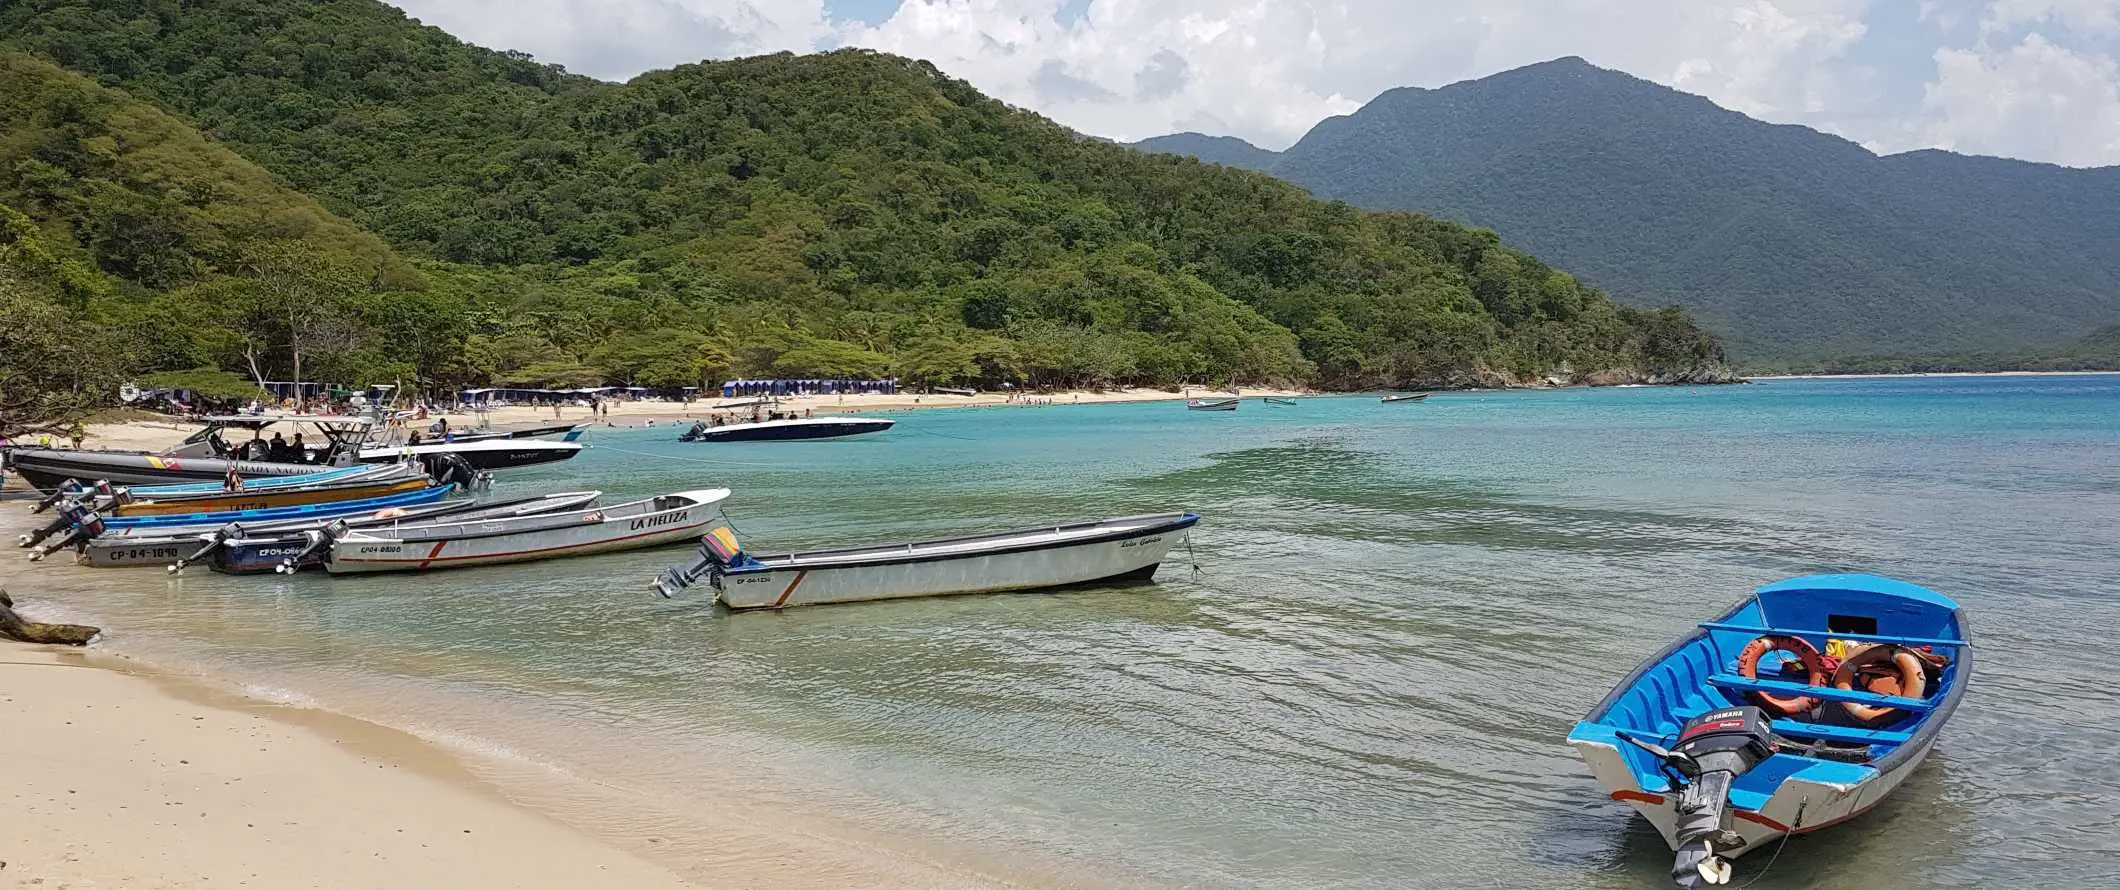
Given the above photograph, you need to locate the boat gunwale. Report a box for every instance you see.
[339,491,725,545]
[740,512,1200,573]
[1577,588,1972,781]
[215,492,606,548]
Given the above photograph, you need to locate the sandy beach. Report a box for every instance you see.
[58,386,1307,452]
[0,646,694,890]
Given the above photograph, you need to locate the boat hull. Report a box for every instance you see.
[209,491,606,574]
[111,476,432,516]
[357,440,580,470]
[1569,731,1929,858]
[682,417,893,442]
[718,515,1194,610]
[1185,399,1239,411]
[4,448,322,490]
[325,491,727,574]
[96,485,454,530]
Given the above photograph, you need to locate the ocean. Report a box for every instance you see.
[6,375,2117,888]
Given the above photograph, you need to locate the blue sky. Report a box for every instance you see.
[390,1,2120,167]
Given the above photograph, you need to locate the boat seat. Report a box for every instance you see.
[1768,720,1913,746]
[1705,674,1937,711]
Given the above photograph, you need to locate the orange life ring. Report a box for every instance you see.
[1736,635,1826,717]
[1833,645,1927,727]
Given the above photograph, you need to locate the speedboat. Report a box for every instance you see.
[678,416,892,442]
[1381,393,1430,403]
[1568,574,1970,888]
[652,513,1200,610]
[318,489,730,573]
[1185,398,1239,411]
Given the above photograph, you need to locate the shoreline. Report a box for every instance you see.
[0,643,699,890]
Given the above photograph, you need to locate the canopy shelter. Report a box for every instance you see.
[719,378,899,398]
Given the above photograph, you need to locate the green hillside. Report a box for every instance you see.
[0,1,1727,413]
[1133,58,2120,364]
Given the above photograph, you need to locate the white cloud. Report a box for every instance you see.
[380,0,2120,166]
[392,0,834,80]
[1919,32,2120,165]
[1983,0,2120,36]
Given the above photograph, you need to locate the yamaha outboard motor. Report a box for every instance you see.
[418,451,481,491]
[27,500,106,560]
[20,497,92,548]
[1622,707,1776,888]
[31,479,89,514]
[170,522,246,575]
[278,519,351,574]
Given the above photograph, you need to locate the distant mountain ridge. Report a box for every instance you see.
[1129,57,2120,362]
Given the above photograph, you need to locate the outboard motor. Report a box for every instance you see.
[278,519,350,574]
[170,522,246,575]
[419,451,480,491]
[31,479,89,514]
[1622,707,1776,888]
[27,501,106,560]
[651,526,748,598]
[20,497,91,548]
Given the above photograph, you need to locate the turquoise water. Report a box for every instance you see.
[7,376,2119,888]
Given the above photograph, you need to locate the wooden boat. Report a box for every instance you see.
[1380,393,1430,403]
[213,491,605,575]
[1568,574,1970,888]
[652,513,1200,610]
[678,416,893,442]
[29,484,455,541]
[320,489,731,574]
[1263,397,1298,406]
[1185,398,1239,411]
[103,469,434,517]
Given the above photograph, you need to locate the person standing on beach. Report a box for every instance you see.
[68,421,85,449]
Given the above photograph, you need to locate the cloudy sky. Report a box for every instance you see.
[390,0,2120,167]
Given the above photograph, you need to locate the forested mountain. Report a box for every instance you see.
[1130,58,2120,363]
[1130,133,1280,174]
[0,1,1726,429]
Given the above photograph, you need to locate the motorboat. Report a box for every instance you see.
[71,499,487,568]
[4,413,572,489]
[22,485,456,553]
[318,489,731,574]
[678,416,893,442]
[1568,574,1969,888]
[208,491,605,574]
[101,467,435,517]
[1185,398,1239,411]
[1263,397,1298,406]
[652,512,1200,610]
[355,437,581,470]
[1381,393,1430,403]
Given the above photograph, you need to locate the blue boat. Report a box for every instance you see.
[1568,574,1971,888]
[114,464,382,496]
[71,485,454,532]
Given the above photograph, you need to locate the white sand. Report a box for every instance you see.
[0,646,697,890]
[56,386,1308,451]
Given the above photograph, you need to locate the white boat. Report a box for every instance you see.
[1185,398,1239,411]
[652,513,1200,610]
[321,489,730,574]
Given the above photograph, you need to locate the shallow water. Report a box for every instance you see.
[7,376,2119,888]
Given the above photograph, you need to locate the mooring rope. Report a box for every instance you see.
[1735,796,1806,889]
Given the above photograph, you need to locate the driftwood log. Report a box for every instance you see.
[0,589,101,645]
